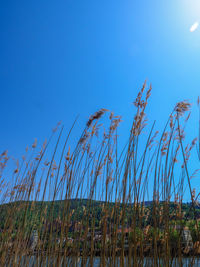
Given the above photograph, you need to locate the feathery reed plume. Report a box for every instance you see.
[86,108,108,127]
[175,100,191,116]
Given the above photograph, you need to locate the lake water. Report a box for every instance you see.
[7,256,200,267]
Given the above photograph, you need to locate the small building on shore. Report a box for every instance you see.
[181,227,193,249]
[29,230,38,250]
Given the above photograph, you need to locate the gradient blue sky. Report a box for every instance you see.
[1,0,200,201]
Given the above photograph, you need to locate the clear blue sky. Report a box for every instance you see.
[1,0,200,201]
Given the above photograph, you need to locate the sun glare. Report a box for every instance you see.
[190,21,199,32]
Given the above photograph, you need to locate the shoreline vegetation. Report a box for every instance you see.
[1,82,200,266]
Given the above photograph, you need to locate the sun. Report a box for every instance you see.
[190,22,199,32]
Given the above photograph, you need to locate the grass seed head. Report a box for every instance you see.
[87,108,108,127]
[175,100,191,116]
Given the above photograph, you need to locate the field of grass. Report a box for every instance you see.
[0,82,200,266]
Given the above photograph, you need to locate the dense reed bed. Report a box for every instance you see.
[0,82,200,266]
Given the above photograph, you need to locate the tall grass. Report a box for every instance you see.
[0,82,200,266]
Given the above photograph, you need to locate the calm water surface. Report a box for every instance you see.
[8,256,200,267]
